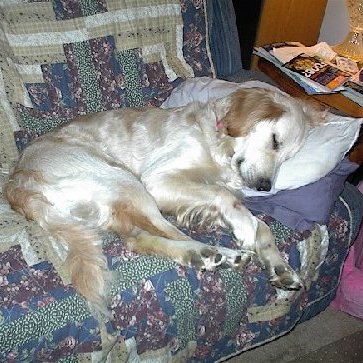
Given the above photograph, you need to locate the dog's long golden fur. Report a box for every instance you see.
[5,87,325,311]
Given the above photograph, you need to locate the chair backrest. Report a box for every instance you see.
[0,0,223,164]
[206,0,243,78]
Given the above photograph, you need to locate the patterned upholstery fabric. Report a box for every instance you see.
[0,1,363,362]
[0,0,214,158]
[1,178,362,362]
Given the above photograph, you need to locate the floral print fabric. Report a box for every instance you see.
[0,0,214,154]
[1,1,362,362]
[1,185,362,362]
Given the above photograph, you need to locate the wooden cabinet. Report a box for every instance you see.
[251,0,328,69]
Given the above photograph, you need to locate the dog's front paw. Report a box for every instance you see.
[268,265,304,290]
[185,247,226,271]
[185,246,249,271]
[217,246,254,270]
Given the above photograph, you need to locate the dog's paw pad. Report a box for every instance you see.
[235,254,252,269]
[224,253,251,270]
[186,247,254,272]
[187,248,226,271]
[230,247,256,268]
[269,265,303,290]
[211,246,253,270]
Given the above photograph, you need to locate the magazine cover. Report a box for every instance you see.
[284,53,351,91]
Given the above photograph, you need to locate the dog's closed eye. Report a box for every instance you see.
[236,157,245,168]
[272,133,281,151]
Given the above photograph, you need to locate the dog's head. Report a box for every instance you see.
[215,87,326,191]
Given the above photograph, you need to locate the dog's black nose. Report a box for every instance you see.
[256,178,272,192]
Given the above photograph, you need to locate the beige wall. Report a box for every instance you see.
[318,0,349,46]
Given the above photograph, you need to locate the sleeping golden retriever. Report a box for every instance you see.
[4,87,324,311]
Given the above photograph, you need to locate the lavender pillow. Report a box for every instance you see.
[243,159,358,231]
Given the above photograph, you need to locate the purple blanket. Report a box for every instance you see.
[244,159,358,231]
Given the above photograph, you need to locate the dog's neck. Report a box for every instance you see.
[214,96,232,121]
[189,101,236,174]
[212,96,234,135]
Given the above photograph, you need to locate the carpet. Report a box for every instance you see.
[227,307,363,362]
[290,330,363,362]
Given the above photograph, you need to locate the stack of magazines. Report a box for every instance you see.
[253,41,363,107]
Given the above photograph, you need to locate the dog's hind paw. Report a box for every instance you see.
[269,265,304,290]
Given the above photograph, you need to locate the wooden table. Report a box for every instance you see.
[258,58,363,118]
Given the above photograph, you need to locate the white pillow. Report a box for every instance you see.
[274,115,361,191]
[162,77,362,194]
[161,77,283,108]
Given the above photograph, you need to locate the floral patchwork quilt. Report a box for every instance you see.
[1,164,362,362]
[0,1,362,362]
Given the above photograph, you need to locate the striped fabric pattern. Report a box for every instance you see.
[0,0,214,162]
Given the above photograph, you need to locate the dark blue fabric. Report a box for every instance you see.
[341,181,363,242]
[206,0,243,77]
[224,68,279,86]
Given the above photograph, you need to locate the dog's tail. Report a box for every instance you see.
[4,178,108,311]
[48,223,108,309]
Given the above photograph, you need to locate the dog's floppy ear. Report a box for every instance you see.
[215,88,284,137]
